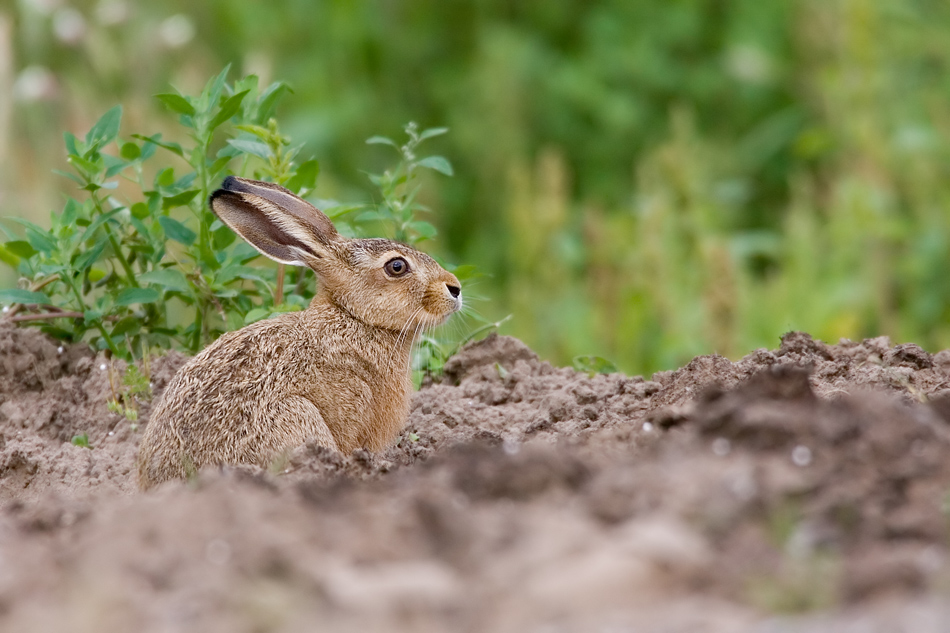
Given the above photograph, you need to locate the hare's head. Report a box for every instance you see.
[210,177,461,332]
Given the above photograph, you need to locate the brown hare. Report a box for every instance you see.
[137,176,461,489]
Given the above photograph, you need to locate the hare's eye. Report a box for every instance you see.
[384,257,410,277]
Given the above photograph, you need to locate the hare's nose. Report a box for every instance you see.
[446,284,461,299]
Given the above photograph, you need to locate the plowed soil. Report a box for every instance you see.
[1,323,950,632]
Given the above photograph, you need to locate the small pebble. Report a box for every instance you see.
[712,437,731,457]
[792,445,812,467]
[1,306,8,313]
[502,439,520,455]
[108,431,114,436]
[99,363,107,371]
[642,422,654,432]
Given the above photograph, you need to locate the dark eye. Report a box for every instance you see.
[384,257,410,277]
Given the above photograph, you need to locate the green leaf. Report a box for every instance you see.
[162,189,200,209]
[120,142,141,160]
[103,155,128,178]
[212,224,236,250]
[83,309,103,324]
[234,123,270,140]
[133,134,184,158]
[72,237,108,271]
[85,105,122,147]
[61,198,81,226]
[572,355,618,376]
[158,216,197,246]
[450,264,480,281]
[71,433,92,449]
[209,155,234,177]
[416,155,453,176]
[204,65,232,111]
[419,127,449,141]
[64,132,80,156]
[198,240,221,270]
[323,203,365,219]
[114,287,160,306]
[0,289,53,305]
[25,228,57,255]
[155,93,196,117]
[208,90,250,133]
[408,220,438,240]
[67,153,102,177]
[232,242,261,263]
[285,159,320,194]
[156,167,175,188]
[130,202,149,219]
[110,316,141,337]
[0,244,20,268]
[227,139,271,159]
[139,268,191,293]
[4,240,37,258]
[366,136,398,147]
[244,307,271,324]
[53,169,85,186]
[256,81,291,123]
[216,264,268,285]
[81,208,122,241]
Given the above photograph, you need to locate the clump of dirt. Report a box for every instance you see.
[1,325,950,632]
[0,324,188,501]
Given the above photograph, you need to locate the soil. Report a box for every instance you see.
[1,323,950,632]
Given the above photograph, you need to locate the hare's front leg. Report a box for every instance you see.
[252,395,340,463]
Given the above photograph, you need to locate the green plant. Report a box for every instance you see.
[106,361,153,428]
[0,67,318,358]
[0,69,482,368]
[361,122,495,381]
[71,433,92,449]
[572,355,619,377]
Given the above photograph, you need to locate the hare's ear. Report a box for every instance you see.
[209,176,338,266]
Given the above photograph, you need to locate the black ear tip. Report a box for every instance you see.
[211,176,246,207]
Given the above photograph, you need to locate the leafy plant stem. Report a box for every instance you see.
[90,191,139,288]
[63,274,121,357]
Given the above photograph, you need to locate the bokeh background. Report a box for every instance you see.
[2,0,950,375]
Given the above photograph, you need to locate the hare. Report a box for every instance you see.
[137,176,461,489]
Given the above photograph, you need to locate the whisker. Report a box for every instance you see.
[391,306,423,371]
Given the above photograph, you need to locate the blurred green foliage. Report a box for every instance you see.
[0,67,462,367]
[3,0,950,376]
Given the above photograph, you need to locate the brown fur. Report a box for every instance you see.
[137,177,461,489]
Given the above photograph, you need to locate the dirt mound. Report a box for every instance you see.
[1,326,950,631]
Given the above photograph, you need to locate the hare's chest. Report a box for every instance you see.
[298,352,409,449]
